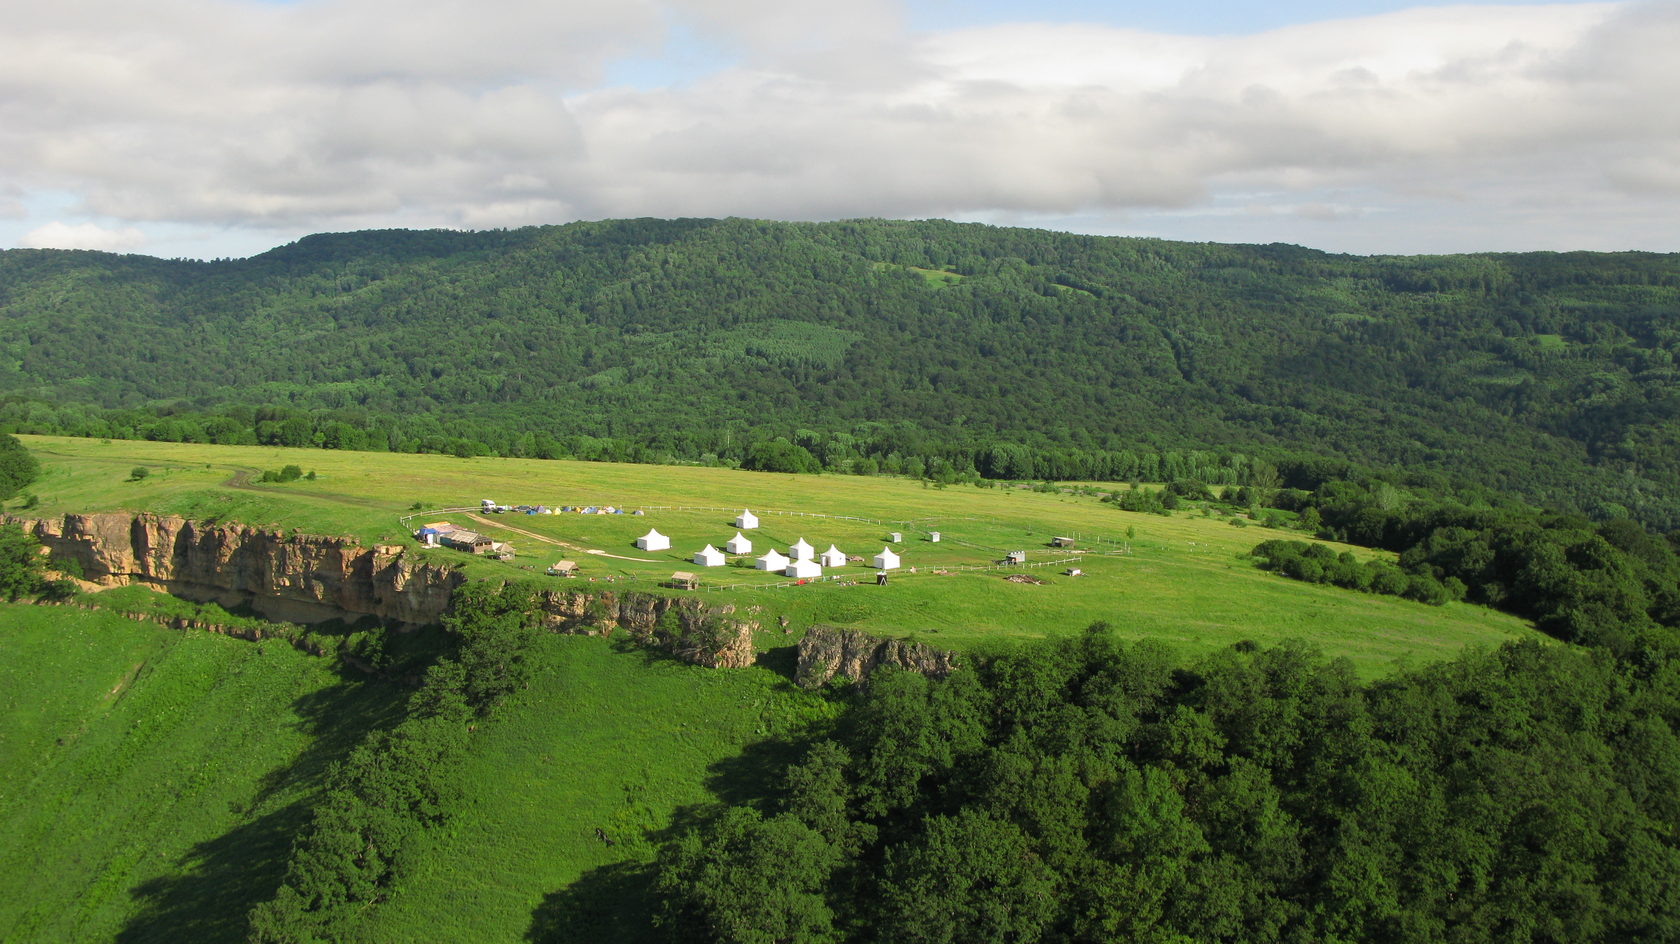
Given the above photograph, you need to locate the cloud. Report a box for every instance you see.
[1,0,1676,254]
[20,221,147,252]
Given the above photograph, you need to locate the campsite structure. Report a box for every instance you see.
[789,538,815,561]
[693,545,726,567]
[820,544,847,568]
[726,532,753,555]
[873,546,901,570]
[636,528,671,551]
[756,549,790,572]
[786,558,822,580]
[735,509,759,529]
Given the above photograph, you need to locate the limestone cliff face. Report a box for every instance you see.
[7,512,757,668]
[795,624,959,688]
[8,512,464,626]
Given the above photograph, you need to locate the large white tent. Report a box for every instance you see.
[735,509,759,529]
[726,532,753,555]
[756,549,790,571]
[785,559,822,579]
[693,545,726,567]
[789,538,815,561]
[820,544,847,568]
[636,528,670,551]
[872,546,901,570]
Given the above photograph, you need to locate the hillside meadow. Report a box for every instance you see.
[12,435,1539,677]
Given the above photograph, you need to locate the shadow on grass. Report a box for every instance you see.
[755,644,799,681]
[526,860,661,944]
[115,664,408,944]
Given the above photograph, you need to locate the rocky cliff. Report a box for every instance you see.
[8,512,756,668]
[795,624,960,688]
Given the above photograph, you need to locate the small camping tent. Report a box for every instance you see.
[756,549,790,572]
[873,546,901,570]
[785,559,822,579]
[820,544,847,568]
[694,544,726,567]
[735,509,759,529]
[726,532,753,555]
[636,528,671,551]
[789,538,815,561]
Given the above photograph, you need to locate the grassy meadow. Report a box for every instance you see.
[0,605,401,943]
[11,435,1539,676]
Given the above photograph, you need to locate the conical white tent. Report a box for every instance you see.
[872,546,901,570]
[820,544,847,567]
[789,538,815,561]
[636,528,670,551]
[726,532,753,555]
[693,544,726,567]
[785,558,822,579]
[756,549,790,571]
[735,509,759,529]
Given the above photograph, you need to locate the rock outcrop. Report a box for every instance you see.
[9,512,466,627]
[7,512,757,668]
[795,624,959,689]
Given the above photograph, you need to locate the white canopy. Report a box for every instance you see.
[785,558,822,579]
[636,528,670,551]
[735,509,759,529]
[694,545,726,567]
[789,538,815,560]
[872,547,901,570]
[726,532,753,555]
[820,544,847,567]
[756,549,790,571]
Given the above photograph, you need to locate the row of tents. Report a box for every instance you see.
[637,527,902,578]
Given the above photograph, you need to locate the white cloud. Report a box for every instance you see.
[1,0,1676,255]
[21,221,147,252]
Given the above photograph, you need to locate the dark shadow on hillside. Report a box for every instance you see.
[755,644,799,681]
[115,664,408,943]
[526,861,661,944]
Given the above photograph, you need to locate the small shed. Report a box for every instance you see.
[785,558,822,580]
[1006,550,1027,564]
[820,544,847,568]
[873,546,901,570]
[636,528,671,551]
[416,527,442,546]
[789,538,815,561]
[726,532,753,555]
[735,509,759,530]
[694,544,726,567]
[1051,536,1076,548]
[929,531,941,543]
[668,571,699,590]
[757,549,790,572]
[888,531,903,543]
[548,560,578,576]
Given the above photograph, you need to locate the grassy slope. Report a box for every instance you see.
[14,435,1538,677]
[0,604,400,944]
[363,636,833,944]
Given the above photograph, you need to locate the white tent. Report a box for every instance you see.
[636,528,671,551]
[693,544,726,567]
[820,544,847,567]
[735,509,759,529]
[726,532,753,555]
[756,549,790,571]
[872,546,901,570]
[888,531,902,543]
[789,538,815,561]
[785,559,822,579]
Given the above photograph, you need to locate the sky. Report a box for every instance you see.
[2,0,1676,259]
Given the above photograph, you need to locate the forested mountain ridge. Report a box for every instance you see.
[2,218,1677,525]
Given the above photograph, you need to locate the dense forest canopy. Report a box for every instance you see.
[2,218,1677,525]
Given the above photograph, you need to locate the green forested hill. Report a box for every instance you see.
[2,218,1677,524]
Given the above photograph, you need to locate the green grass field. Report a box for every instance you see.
[362,636,832,943]
[0,604,401,943]
[11,435,1539,677]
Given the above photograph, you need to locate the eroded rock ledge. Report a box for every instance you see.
[795,624,959,688]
